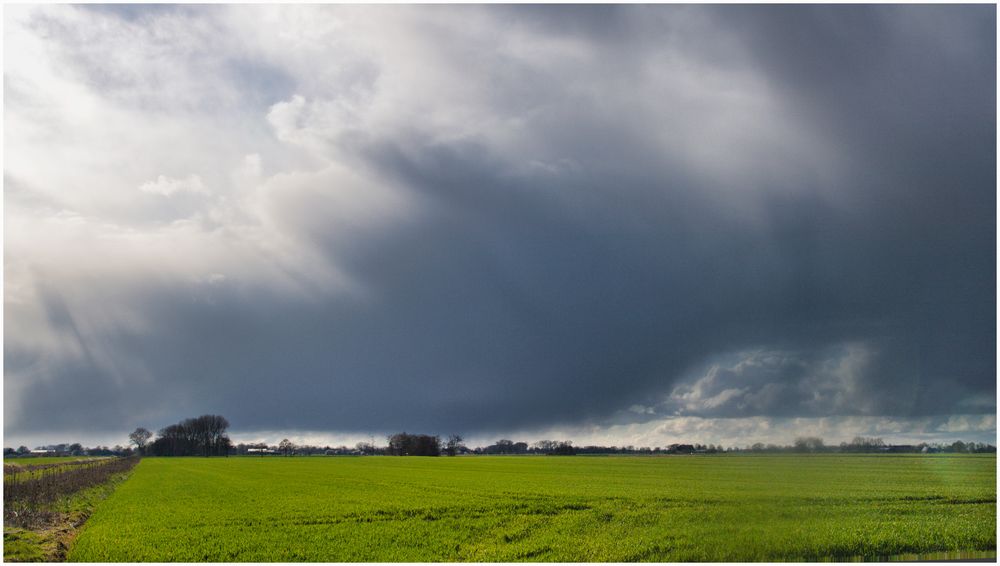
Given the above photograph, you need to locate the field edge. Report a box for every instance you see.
[3,467,138,562]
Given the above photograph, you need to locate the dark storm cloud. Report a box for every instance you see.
[4,5,995,441]
[726,5,997,413]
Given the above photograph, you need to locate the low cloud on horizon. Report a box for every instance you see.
[4,4,996,449]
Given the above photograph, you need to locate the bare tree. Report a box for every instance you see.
[278,438,296,456]
[445,435,464,456]
[793,437,825,453]
[129,427,153,455]
[533,440,557,452]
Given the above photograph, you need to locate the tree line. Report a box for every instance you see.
[8,422,995,458]
[730,436,997,454]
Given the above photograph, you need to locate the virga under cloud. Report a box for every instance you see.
[4,4,995,447]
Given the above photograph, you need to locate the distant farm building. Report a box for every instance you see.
[247,448,277,455]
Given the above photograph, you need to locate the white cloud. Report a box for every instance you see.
[662,344,875,418]
[138,174,207,196]
[937,415,996,434]
[701,388,747,410]
[4,6,423,307]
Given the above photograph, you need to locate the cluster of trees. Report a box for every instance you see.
[940,440,996,454]
[353,433,467,457]
[531,440,576,455]
[479,439,529,454]
[793,437,827,452]
[386,432,444,456]
[474,439,576,455]
[662,444,719,454]
[145,415,232,456]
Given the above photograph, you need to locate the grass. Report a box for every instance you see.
[68,454,995,562]
[4,469,135,562]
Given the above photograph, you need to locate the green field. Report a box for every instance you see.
[69,455,995,562]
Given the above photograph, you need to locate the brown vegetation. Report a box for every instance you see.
[4,457,139,529]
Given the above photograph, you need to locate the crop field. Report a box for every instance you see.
[69,455,995,562]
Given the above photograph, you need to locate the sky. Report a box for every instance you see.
[3,4,996,449]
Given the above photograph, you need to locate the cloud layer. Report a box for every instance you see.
[4,5,995,445]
